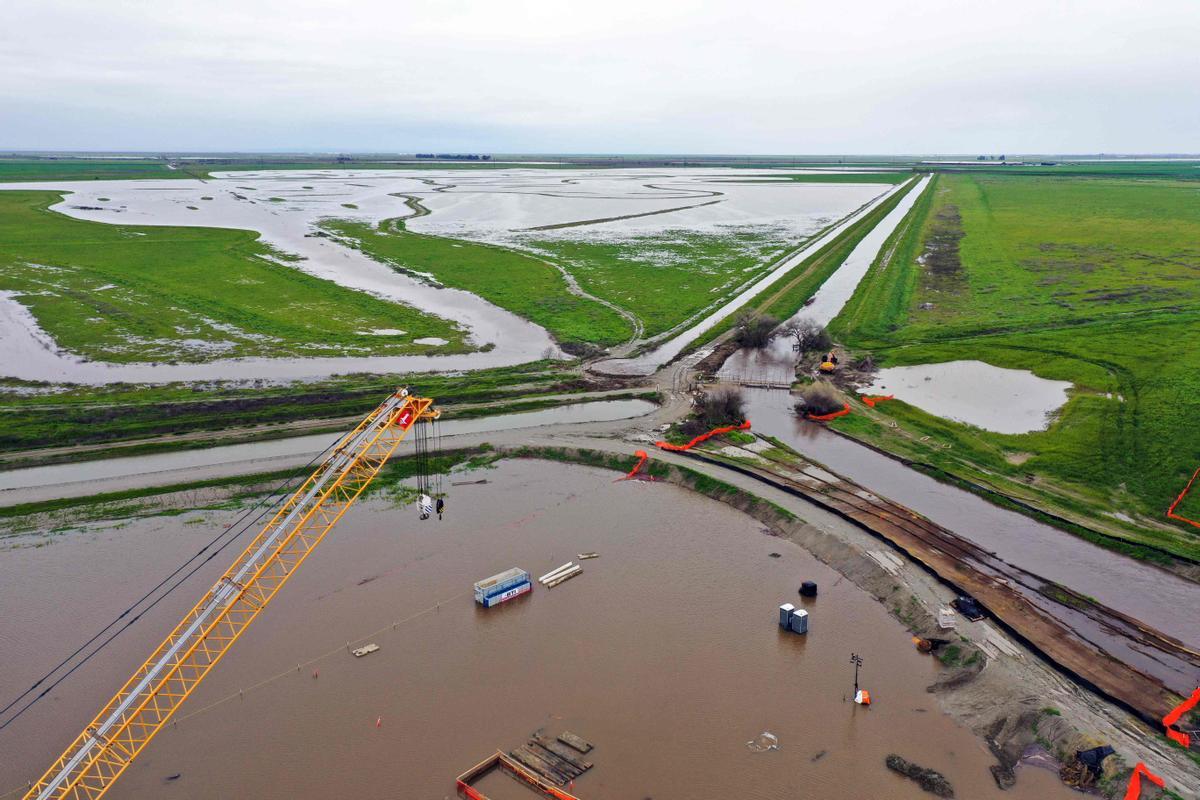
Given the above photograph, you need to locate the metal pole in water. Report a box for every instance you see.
[850,652,863,695]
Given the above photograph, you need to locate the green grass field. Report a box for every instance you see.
[830,173,1200,560]
[0,159,195,182]
[526,232,794,338]
[322,219,633,349]
[0,191,467,362]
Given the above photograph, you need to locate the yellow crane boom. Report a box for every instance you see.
[26,388,437,800]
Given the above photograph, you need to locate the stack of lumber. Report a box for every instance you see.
[508,732,593,786]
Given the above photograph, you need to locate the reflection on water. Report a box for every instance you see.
[865,360,1072,434]
[0,461,1073,800]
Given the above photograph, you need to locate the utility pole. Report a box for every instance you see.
[850,652,863,694]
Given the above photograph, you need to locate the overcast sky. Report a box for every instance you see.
[4,0,1198,154]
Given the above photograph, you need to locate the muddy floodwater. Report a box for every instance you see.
[741,388,1200,649]
[0,461,1073,799]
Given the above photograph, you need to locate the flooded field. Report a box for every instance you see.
[0,169,886,385]
[0,460,1073,800]
[596,178,922,376]
[718,176,933,386]
[865,360,1073,434]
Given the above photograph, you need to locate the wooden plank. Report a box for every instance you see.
[533,736,592,771]
[510,746,568,785]
[557,731,593,754]
[528,741,583,778]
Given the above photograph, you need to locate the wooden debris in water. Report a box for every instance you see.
[577,552,600,560]
[508,730,594,786]
[351,643,379,657]
[558,731,593,753]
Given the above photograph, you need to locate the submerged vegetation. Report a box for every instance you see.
[829,172,1200,560]
[322,218,633,349]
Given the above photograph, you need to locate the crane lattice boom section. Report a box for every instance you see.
[26,390,436,800]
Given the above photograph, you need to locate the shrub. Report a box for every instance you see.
[558,340,604,359]
[680,387,746,437]
[734,313,779,349]
[794,381,843,417]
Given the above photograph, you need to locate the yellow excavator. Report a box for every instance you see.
[818,351,840,374]
[23,388,438,800]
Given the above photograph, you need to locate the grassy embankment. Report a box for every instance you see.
[828,173,1200,562]
[0,360,589,460]
[0,191,467,363]
[321,218,633,351]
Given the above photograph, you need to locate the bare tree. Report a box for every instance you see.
[734,313,779,349]
[781,318,832,354]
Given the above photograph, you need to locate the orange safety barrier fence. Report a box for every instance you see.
[862,394,894,408]
[1166,466,1200,530]
[655,420,751,452]
[806,403,850,421]
[457,780,486,800]
[1163,686,1200,748]
[1122,762,1165,800]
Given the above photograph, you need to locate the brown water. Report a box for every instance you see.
[741,388,1200,651]
[0,461,1073,800]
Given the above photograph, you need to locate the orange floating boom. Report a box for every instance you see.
[656,420,751,452]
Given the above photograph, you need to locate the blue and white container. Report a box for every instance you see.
[779,603,796,628]
[790,608,809,635]
[474,567,532,608]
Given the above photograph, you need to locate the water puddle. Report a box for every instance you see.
[866,360,1071,434]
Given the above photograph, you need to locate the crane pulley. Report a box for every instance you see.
[25,388,438,800]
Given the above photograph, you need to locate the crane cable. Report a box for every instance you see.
[0,428,349,733]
